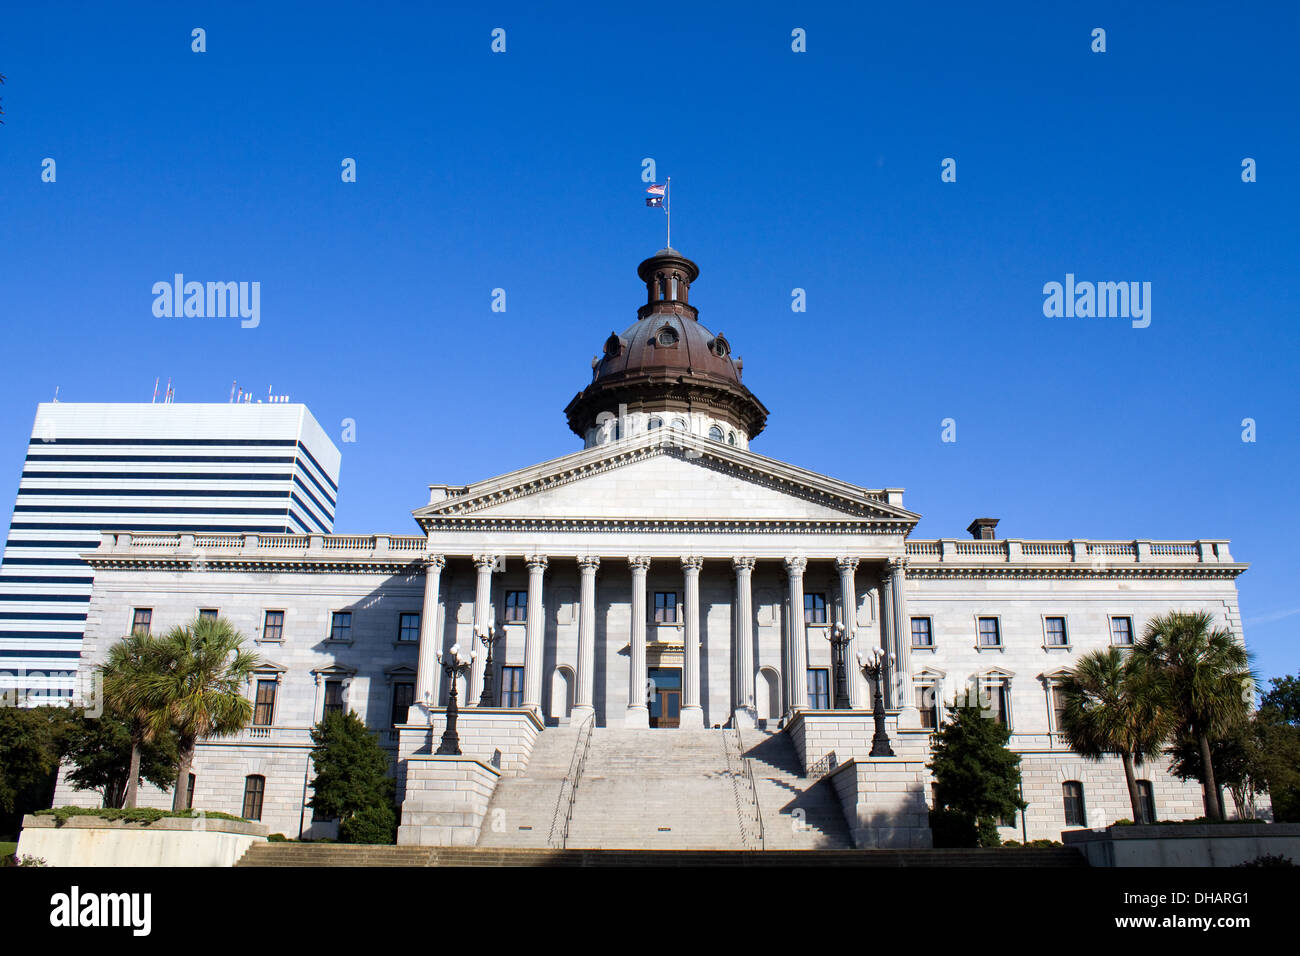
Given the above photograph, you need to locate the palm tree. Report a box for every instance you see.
[1133,610,1255,821]
[100,632,169,808]
[137,617,260,811]
[1057,647,1172,823]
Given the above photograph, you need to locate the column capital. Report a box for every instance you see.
[473,553,502,572]
[577,555,601,572]
[628,555,652,572]
[835,556,860,572]
[525,554,549,572]
[784,555,808,575]
[680,555,704,573]
[885,556,908,576]
[424,553,446,570]
[732,555,757,573]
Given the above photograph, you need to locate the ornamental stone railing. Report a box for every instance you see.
[903,539,1234,564]
[97,531,428,559]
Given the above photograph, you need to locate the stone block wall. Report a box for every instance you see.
[396,757,499,846]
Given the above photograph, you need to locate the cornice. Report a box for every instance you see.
[418,516,914,535]
[84,554,426,575]
[905,564,1248,581]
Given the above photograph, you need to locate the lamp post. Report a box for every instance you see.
[476,625,500,707]
[435,644,474,756]
[825,621,852,709]
[856,646,896,757]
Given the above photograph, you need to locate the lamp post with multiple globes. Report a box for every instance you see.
[856,646,896,757]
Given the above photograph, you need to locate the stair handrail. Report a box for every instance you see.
[548,713,594,849]
[727,728,766,851]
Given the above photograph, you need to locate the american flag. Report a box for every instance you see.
[645,183,666,196]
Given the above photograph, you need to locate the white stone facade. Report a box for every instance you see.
[52,427,1250,843]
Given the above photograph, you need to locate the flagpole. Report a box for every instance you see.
[665,177,671,249]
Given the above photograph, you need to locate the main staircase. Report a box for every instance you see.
[236,725,1087,866]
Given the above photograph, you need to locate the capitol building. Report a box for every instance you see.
[54,249,1247,849]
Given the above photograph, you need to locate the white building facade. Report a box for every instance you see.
[53,251,1246,844]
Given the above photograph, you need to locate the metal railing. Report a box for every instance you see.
[548,714,594,849]
[725,728,765,851]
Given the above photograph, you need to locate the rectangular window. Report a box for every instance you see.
[391,682,415,726]
[323,680,345,718]
[398,612,420,642]
[977,617,1001,647]
[984,680,1010,726]
[1137,780,1157,825]
[1051,685,1068,732]
[262,610,284,642]
[501,666,524,708]
[1044,616,1068,646]
[910,617,933,647]
[185,773,195,810]
[1063,781,1086,827]
[198,608,219,621]
[916,683,939,730]
[808,669,830,709]
[329,611,352,642]
[804,593,827,625]
[242,775,265,821]
[654,592,679,624]
[504,591,527,623]
[1110,616,1134,646]
[131,608,152,635]
[253,679,277,726]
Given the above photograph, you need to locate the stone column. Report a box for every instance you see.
[468,554,497,705]
[886,557,918,727]
[836,556,865,708]
[732,556,757,728]
[626,556,651,727]
[414,554,446,710]
[680,556,705,729]
[522,555,548,713]
[572,555,601,723]
[785,556,809,711]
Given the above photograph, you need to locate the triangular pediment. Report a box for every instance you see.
[413,431,919,530]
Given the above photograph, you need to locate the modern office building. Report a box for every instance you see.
[53,250,1251,847]
[0,402,340,704]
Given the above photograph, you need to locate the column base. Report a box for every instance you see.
[624,705,649,728]
[895,705,922,731]
[679,705,704,729]
[732,706,757,729]
[571,704,595,724]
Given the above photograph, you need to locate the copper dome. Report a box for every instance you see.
[564,250,768,441]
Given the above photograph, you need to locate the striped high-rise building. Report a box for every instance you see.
[0,402,341,704]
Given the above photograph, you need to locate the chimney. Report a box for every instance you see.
[967,518,999,540]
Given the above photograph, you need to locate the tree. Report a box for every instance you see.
[1258,674,1300,821]
[129,617,258,811]
[1133,610,1254,821]
[1057,647,1172,823]
[101,631,172,808]
[0,706,65,825]
[927,702,1026,847]
[61,712,179,808]
[307,711,397,844]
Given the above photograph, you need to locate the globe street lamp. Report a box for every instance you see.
[476,625,500,707]
[435,644,474,756]
[856,646,896,757]
[825,621,852,709]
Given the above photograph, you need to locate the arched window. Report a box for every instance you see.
[1062,781,1086,827]
[671,418,687,430]
[727,431,737,446]
[657,275,667,300]
[648,416,663,430]
[708,425,724,441]
[242,774,266,821]
[657,326,678,346]
[671,275,678,299]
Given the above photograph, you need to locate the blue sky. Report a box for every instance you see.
[0,2,1296,682]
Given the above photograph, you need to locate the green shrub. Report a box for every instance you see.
[267,832,288,842]
[338,803,397,845]
[36,806,246,826]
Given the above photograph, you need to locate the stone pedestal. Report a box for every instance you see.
[397,756,500,847]
[396,708,543,799]
[828,757,933,849]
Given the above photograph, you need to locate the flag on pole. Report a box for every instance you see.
[646,183,666,196]
[645,196,663,207]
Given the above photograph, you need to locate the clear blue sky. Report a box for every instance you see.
[0,2,1296,682]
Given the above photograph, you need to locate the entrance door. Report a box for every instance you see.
[648,667,682,728]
